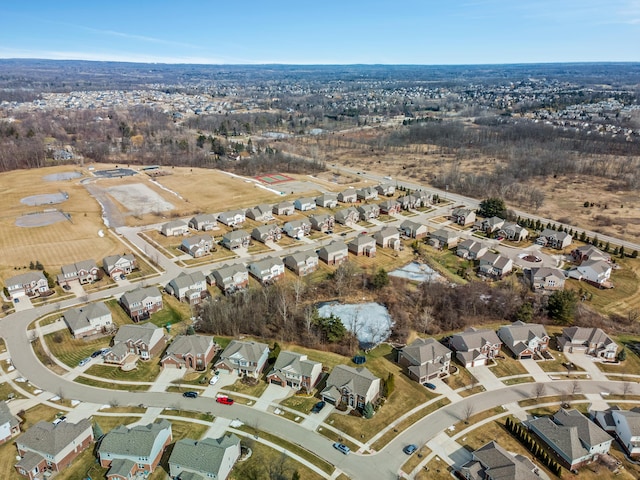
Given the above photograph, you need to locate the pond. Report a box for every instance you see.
[317,302,393,348]
[389,261,442,283]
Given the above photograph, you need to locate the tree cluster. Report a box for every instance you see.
[505,417,562,477]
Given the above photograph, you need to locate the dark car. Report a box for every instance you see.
[216,396,234,405]
[333,442,350,455]
[182,391,198,398]
[311,401,326,413]
[423,382,436,390]
[403,444,417,455]
[90,350,102,358]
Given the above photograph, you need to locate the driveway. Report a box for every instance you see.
[149,367,187,393]
[425,432,473,469]
[520,359,550,383]
[563,352,609,382]
[253,383,294,411]
[12,296,33,312]
[467,364,504,391]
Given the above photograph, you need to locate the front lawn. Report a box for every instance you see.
[489,355,528,378]
[44,329,110,368]
[280,394,320,414]
[84,360,160,383]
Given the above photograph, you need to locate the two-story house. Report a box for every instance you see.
[375,183,395,197]
[398,338,451,383]
[284,251,319,276]
[165,271,207,305]
[104,323,166,365]
[180,234,214,258]
[478,252,513,278]
[498,223,529,242]
[161,220,189,236]
[283,219,311,239]
[214,340,270,378]
[481,216,505,234]
[188,213,218,231]
[245,204,274,222]
[529,267,566,291]
[220,230,251,250]
[456,239,488,260]
[169,434,241,480]
[272,201,295,216]
[428,228,459,247]
[449,327,502,367]
[497,321,550,359]
[309,213,335,233]
[0,401,21,444]
[357,204,380,221]
[217,210,246,227]
[348,235,376,257]
[451,207,476,226]
[356,186,378,202]
[459,441,539,480]
[119,286,163,322]
[208,264,249,294]
[400,220,428,239]
[568,259,613,287]
[5,271,50,298]
[378,199,401,215]
[267,351,322,392]
[293,197,317,212]
[248,257,285,285]
[335,207,360,226]
[373,227,401,250]
[536,229,573,249]
[557,327,618,360]
[63,302,114,339]
[321,365,381,409]
[337,188,357,203]
[319,242,349,266]
[161,334,217,371]
[57,259,100,286]
[103,254,137,279]
[315,193,338,208]
[251,224,282,244]
[593,407,640,458]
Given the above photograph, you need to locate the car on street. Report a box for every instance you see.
[360,231,368,235]
[333,442,350,455]
[78,357,91,367]
[13,298,19,303]
[182,391,198,398]
[496,236,504,241]
[216,396,234,405]
[311,401,326,413]
[209,375,219,386]
[403,444,417,455]
[423,382,436,390]
[340,232,348,236]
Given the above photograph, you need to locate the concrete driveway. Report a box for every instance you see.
[563,352,609,382]
[468,364,504,391]
[253,383,294,411]
[12,296,33,312]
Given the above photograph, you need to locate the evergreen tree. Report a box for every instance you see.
[363,402,374,419]
[620,246,626,258]
[93,421,104,440]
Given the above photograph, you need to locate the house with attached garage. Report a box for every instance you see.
[293,197,316,212]
[5,271,50,298]
[557,327,618,360]
[267,351,322,392]
[283,219,312,239]
[568,259,613,287]
[98,420,172,479]
[497,321,550,359]
[536,228,573,249]
[315,193,338,208]
[398,337,451,383]
[180,234,214,258]
[379,199,401,215]
[335,207,360,226]
[248,257,285,285]
[397,194,419,210]
[119,286,163,322]
[456,239,488,260]
[169,434,241,480]
[357,203,380,221]
[104,323,166,365]
[375,182,395,197]
[478,252,513,278]
[374,227,401,249]
[161,334,217,371]
[481,216,505,234]
[451,207,476,226]
[356,186,378,201]
[165,271,207,305]
[337,188,357,203]
[348,235,376,257]
[57,259,100,286]
[459,441,539,480]
[427,228,459,247]
[188,213,218,231]
[272,201,295,216]
[14,419,93,480]
[251,224,282,243]
[63,302,114,339]
[319,241,349,266]
[208,264,249,295]
[102,254,137,279]
[0,400,21,444]
[571,245,611,263]
[399,220,428,239]
[498,222,529,242]
[217,210,246,227]
[245,204,274,222]
[321,365,381,409]
[214,340,270,378]
[592,407,640,458]
[449,327,502,367]
[220,229,250,250]
[284,251,319,276]
[161,219,189,237]
[529,266,566,291]
[309,213,335,232]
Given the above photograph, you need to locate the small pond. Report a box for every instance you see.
[317,302,393,348]
[389,261,442,283]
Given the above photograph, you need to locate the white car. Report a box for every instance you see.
[209,375,219,385]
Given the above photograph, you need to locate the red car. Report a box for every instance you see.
[216,396,234,405]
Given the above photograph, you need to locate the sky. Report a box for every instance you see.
[0,0,638,65]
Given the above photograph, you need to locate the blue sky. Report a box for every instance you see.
[0,1,638,64]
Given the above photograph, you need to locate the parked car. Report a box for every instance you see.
[333,442,350,455]
[52,416,66,426]
[403,444,417,455]
[311,401,326,413]
[209,375,219,386]
[90,350,103,358]
[182,391,198,399]
[216,396,234,405]
[62,284,71,291]
[423,382,436,390]
[78,357,91,367]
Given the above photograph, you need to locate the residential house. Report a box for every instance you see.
[98,420,172,479]
[557,327,618,360]
[245,204,273,222]
[593,407,640,458]
[400,220,428,239]
[398,338,451,383]
[499,223,529,242]
[209,264,249,294]
[337,188,357,203]
[357,204,380,221]
[283,219,311,239]
[568,259,613,287]
[414,190,431,206]
[272,201,295,216]
[15,419,93,480]
[214,340,270,378]
[161,220,189,236]
[267,351,323,391]
[375,182,395,197]
[527,409,612,470]
[309,213,335,232]
[321,365,381,409]
[571,245,611,263]
[397,194,419,210]
[169,434,240,480]
[481,216,505,234]
[537,229,573,249]
[378,199,401,215]
[103,254,137,279]
[248,257,285,285]
[335,207,360,226]
[449,327,502,367]
[57,259,100,286]
[63,302,113,339]
[428,228,459,247]
[284,251,319,276]
[530,267,566,291]
[497,321,550,359]
[458,441,539,480]
[217,210,246,227]
[119,286,163,322]
[104,323,166,364]
[251,224,282,243]
[180,234,214,258]
[318,242,349,266]
[373,227,401,249]
[315,193,338,208]
[451,207,476,226]
[293,197,316,212]
[478,252,514,278]
[0,401,20,444]
[356,186,378,201]
[161,334,217,371]
[348,235,376,257]
[188,214,217,231]
[220,230,250,250]
[456,239,488,260]
[165,271,207,305]
[5,272,50,298]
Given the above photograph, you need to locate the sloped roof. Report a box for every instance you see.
[219,340,269,364]
[401,337,451,366]
[450,328,501,352]
[169,434,240,476]
[468,441,538,480]
[498,321,548,349]
[18,419,92,456]
[320,241,348,255]
[5,271,46,286]
[164,335,214,358]
[168,271,206,291]
[528,417,587,463]
[322,365,380,399]
[269,351,321,378]
[562,327,616,348]
[554,408,612,448]
[114,323,163,346]
[120,286,161,306]
[99,420,171,458]
[0,400,20,428]
[64,302,111,332]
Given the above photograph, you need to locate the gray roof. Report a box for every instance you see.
[0,400,20,428]
[16,450,45,471]
[269,351,321,378]
[323,365,380,399]
[190,213,217,224]
[562,327,616,348]
[430,228,458,240]
[530,267,565,280]
[285,250,318,266]
[401,338,451,366]
[348,235,375,248]
[320,241,348,256]
[5,271,46,287]
[164,335,214,357]
[497,321,548,350]
[181,234,213,248]
[103,253,135,271]
[168,271,206,291]
[18,419,91,456]
[170,434,239,476]
[120,285,162,307]
[613,409,640,435]
[573,245,609,261]
[114,323,163,346]
[61,259,97,275]
[554,408,612,448]
[250,256,284,272]
[274,201,294,209]
[108,458,137,478]
[465,441,537,480]
[528,417,588,463]
[450,328,501,352]
[223,229,250,241]
[63,302,111,332]
[213,263,247,279]
[99,419,171,458]
[219,340,269,364]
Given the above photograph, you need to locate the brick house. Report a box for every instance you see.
[267,351,322,392]
[104,323,166,365]
[497,321,550,359]
[161,335,217,371]
[102,254,137,279]
[119,286,163,322]
[214,340,270,378]
[321,365,381,409]
[319,241,349,266]
[57,259,100,286]
[449,327,502,367]
[398,338,451,383]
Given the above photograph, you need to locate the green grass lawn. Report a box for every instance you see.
[599,334,640,375]
[148,420,210,480]
[74,376,150,391]
[105,298,134,326]
[31,338,67,375]
[148,294,190,330]
[84,360,160,383]
[537,352,585,373]
[44,330,110,368]
[489,355,528,378]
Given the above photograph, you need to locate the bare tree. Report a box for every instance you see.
[533,383,546,400]
[570,380,581,396]
[292,278,306,307]
[622,381,633,398]
[462,403,475,423]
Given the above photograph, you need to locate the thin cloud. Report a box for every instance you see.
[79,26,203,50]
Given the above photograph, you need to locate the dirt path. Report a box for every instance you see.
[83,182,127,229]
